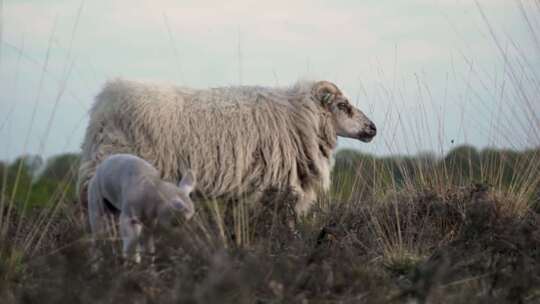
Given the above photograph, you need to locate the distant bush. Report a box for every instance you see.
[333,145,540,207]
[0,154,80,211]
[1,146,538,213]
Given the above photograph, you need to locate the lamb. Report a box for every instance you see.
[88,153,196,263]
[78,80,376,216]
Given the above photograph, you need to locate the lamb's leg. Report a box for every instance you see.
[88,179,104,234]
[88,179,110,265]
[120,214,143,264]
[141,231,156,265]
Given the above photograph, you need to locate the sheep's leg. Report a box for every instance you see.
[223,199,238,243]
[120,215,142,263]
[286,163,314,218]
[77,160,95,214]
[294,188,316,217]
[287,170,316,238]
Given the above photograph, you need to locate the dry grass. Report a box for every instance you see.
[0,148,539,303]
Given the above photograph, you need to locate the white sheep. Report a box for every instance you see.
[88,153,196,263]
[79,80,376,216]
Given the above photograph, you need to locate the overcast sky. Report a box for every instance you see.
[0,0,539,161]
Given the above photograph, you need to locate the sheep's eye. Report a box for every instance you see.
[337,102,353,116]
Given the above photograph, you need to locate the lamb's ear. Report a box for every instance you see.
[170,199,187,211]
[313,81,340,107]
[178,170,196,194]
[170,199,195,220]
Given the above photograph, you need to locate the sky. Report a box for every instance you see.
[0,0,539,161]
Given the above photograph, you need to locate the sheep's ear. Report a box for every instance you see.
[178,170,196,194]
[320,93,334,106]
[313,81,339,107]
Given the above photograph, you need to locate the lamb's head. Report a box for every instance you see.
[313,81,377,142]
[170,171,197,220]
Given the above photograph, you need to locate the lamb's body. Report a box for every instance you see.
[79,79,376,215]
[88,153,195,262]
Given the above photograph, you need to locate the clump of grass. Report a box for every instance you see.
[382,248,424,277]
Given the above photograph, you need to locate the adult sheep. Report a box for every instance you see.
[77,80,376,215]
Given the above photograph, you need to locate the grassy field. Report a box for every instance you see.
[1,2,539,303]
[0,146,539,303]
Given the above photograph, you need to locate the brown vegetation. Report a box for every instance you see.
[1,146,539,303]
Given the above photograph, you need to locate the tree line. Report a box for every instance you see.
[1,145,538,212]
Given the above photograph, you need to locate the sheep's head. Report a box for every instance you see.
[313,81,376,142]
[171,170,197,220]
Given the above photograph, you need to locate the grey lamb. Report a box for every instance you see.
[88,153,196,263]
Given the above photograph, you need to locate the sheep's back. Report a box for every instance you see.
[89,80,319,200]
